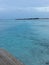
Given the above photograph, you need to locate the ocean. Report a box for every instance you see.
[0,19,49,65]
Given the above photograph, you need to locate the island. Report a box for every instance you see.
[16,18,49,20]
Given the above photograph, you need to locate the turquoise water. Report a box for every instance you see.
[0,20,49,65]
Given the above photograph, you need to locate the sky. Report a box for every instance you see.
[0,0,49,19]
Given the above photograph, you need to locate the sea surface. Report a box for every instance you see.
[0,19,49,65]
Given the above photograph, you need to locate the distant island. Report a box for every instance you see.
[16,18,49,20]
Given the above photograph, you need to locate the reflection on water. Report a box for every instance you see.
[0,20,49,65]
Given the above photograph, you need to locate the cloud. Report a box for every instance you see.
[17,6,49,12]
[35,6,49,12]
[0,6,49,13]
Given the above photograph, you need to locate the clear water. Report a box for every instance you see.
[0,19,49,65]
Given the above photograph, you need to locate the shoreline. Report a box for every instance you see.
[0,48,24,65]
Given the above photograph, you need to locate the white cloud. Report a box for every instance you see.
[15,6,49,12]
[18,6,49,12]
[0,6,49,12]
[35,6,49,12]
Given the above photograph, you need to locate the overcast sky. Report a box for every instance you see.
[0,0,49,19]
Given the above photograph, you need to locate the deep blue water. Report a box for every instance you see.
[0,20,49,65]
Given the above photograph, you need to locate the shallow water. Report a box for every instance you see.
[0,19,49,65]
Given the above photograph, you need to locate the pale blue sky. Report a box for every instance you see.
[0,0,49,19]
